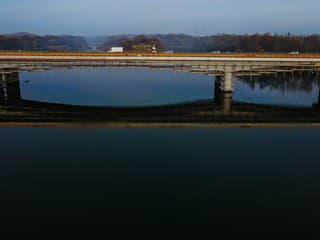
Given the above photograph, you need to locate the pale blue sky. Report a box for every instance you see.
[1,0,319,36]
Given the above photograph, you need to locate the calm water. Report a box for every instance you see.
[2,68,320,236]
[0,128,320,237]
[19,68,320,106]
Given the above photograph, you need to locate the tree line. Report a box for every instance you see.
[204,34,320,53]
[97,33,320,53]
[0,33,88,51]
[99,35,163,51]
[2,33,320,53]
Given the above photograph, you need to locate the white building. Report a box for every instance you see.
[108,47,124,53]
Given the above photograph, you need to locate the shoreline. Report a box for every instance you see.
[1,121,320,128]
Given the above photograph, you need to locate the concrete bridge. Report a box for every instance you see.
[1,52,320,94]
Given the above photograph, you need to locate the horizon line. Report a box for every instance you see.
[1,32,320,38]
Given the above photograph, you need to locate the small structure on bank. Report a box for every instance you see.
[131,44,157,53]
[121,35,162,53]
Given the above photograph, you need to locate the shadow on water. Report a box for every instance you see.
[0,69,320,124]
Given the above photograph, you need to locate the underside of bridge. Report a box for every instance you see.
[2,55,320,96]
[1,56,320,111]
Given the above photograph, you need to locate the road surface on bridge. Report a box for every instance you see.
[1,52,320,63]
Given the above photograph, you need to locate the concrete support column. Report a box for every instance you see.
[314,88,320,110]
[6,72,21,105]
[0,73,6,105]
[223,71,234,92]
[315,75,320,106]
[215,71,234,93]
[0,71,21,106]
[214,81,232,113]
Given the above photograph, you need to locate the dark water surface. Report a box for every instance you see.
[1,127,320,237]
[2,67,320,237]
[20,68,320,106]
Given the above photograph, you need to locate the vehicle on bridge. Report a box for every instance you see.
[108,47,124,53]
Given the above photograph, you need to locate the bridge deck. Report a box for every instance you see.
[1,51,320,58]
[1,52,320,65]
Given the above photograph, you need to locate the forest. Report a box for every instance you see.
[203,33,320,53]
[1,33,320,53]
[0,33,88,51]
[99,35,163,51]
[98,33,320,53]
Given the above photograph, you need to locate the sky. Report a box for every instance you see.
[0,0,320,36]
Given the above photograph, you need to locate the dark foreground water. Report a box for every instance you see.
[1,127,320,237]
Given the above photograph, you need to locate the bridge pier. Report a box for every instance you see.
[313,88,320,110]
[0,71,21,106]
[215,70,234,93]
[0,73,5,105]
[214,81,232,113]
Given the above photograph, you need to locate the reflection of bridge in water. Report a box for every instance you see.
[1,70,320,123]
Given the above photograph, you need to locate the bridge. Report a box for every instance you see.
[1,52,320,96]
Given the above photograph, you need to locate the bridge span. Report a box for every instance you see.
[1,52,320,94]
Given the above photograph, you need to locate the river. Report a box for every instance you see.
[0,68,320,236]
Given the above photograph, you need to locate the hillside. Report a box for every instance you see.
[2,33,320,53]
[94,33,320,53]
[0,33,89,51]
